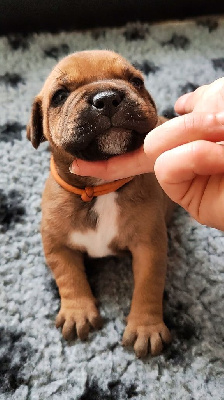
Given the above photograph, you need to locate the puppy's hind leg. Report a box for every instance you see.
[43,241,102,341]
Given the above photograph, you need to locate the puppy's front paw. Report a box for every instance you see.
[55,298,103,341]
[122,317,171,358]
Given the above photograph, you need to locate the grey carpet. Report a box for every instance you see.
[0,17,224,400]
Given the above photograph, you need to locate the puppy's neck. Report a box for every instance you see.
[51,149,106,189]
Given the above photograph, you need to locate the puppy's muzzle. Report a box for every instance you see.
[90,90,124,118]
[62,85,156,161]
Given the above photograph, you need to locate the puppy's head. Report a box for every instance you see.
[27,50,158,161]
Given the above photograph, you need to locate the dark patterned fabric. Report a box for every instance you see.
[0,17,224,399]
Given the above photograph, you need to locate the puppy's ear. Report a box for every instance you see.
[27,96,46,149]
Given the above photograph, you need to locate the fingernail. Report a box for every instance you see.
[69,164,74,174]
[69,160,79,174]
[216,111,224,125]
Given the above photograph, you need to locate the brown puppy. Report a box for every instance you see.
[27,50,174,358]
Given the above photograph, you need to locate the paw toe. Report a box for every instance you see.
[55,313,65,329]
[122,329,137,347]
[62,319,76,341]
[134,334,149,358]
[76,318,90,340]
[160,326,172,344]
[150,332,163,356]
[89,312,103,330]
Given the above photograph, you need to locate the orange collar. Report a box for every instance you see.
[50,156,133,202]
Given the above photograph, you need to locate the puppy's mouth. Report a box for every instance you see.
[58,91,158,161]
[66,127,147,161]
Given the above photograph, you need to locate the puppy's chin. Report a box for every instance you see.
[65,128,147,161]
[97,128,133,156]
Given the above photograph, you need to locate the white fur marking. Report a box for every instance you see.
[69,192,119,258]
[98,128,131,155]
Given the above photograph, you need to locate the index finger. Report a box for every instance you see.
[144,111,224,162]
[175,85,207,114]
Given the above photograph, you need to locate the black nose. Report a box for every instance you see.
[91,90,124,117]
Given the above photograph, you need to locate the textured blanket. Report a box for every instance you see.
[0,17,224,400]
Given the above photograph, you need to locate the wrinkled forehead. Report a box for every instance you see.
[42,51,142,91]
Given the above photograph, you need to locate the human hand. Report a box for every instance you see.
[147,77,224,230]
[147,111,224,230]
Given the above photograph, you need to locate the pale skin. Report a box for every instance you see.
[71,77,224,231]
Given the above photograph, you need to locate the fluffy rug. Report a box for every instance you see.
[1,16,224,400]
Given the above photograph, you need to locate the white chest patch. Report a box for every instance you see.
[69,192,119,258]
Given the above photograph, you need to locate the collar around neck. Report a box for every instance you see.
[50,156,133,202]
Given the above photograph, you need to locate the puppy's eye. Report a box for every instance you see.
[130,77,144,89]
[51,89,69,107]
